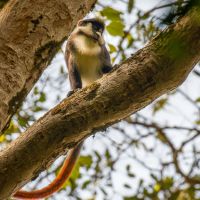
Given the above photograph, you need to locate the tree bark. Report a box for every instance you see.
[0,4,200,200]
[0,0,96,133]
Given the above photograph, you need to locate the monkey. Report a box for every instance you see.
[66,18,112,92]
[13,18,112,199]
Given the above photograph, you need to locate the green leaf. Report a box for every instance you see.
[156,131,168,144]
[154,183,161,192]
[18,117,28,127]
[124,197,137,200]
[106,21,125,36]
[33,87,39,95]
[126,34,135,48]
[33,106,43,112]
[128,0,135,13]
[101,7,122,21]
[108,43,117,53]
[128,172,135,177]
[0,135,6,142]
[82,180,90,189]
[79,155,92,169]
[195,120,200,125]
[153,98,168,114]
[105,149,111,160]
[112,57,116,63]
[195,97,200,102]
[95,162,101,173]
[94,150,101,162]
[141,13,150,20]
[124,184,131,189]
[3,120,20,135]
[162,177,174,189]
[38,92,46,102]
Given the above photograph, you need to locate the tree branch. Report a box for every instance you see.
[0,3,200,200]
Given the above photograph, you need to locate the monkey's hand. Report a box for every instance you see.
[67,89,80,97]
[96,32,105,46]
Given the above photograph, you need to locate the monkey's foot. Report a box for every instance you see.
[67,89,80,97]
[102,66,112,74]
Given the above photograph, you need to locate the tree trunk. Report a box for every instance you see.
[0,0,96,133]
[0,3,200,200]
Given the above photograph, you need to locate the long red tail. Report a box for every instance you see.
[13,142,83,199]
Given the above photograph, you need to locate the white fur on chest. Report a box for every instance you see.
[74,35,101,55]
[75,52,102,87]
[71,25,103,87]
[73,35,102,87]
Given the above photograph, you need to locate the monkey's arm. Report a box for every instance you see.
[66,48,82,90]
[14,142,83,199]
[101,45,112,74]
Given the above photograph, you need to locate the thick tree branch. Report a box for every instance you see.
[0,0,96,133]
[0,4,200,200]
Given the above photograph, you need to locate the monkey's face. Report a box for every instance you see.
[78,19,105,39]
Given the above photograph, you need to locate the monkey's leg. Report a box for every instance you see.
[67,63,82,97]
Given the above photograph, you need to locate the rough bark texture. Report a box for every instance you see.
[0,0,96,133]
[0,4,200,200]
